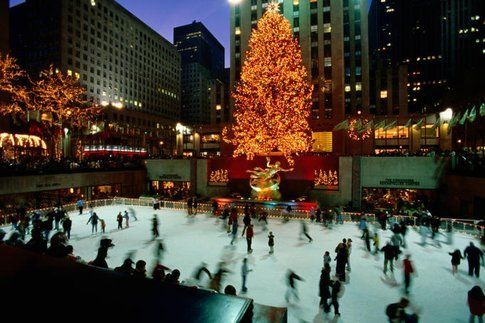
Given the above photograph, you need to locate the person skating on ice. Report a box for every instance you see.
[381,242,396,275]
[86,212,99,234]
[230,214,238,245]
[152,214,160,240]
[246,224,254,253]
[192,197,198,215]
[449,249,464,275]
[300,220,313,243]
[373,232,380,255]
[62,215,72,240]
[241,211,251,236]
[123,210,130,228]
[346,239,353,271]
[116,212,123,230]
[328,276,344,317]
[285,270,304,302]
[403,254,416,295]
[267,231,275,254]
[187,197,193,216]
[99,218,106,233]
[319,266,332,311]
[241,258,252,293]
[210,262,231,292]
[323,251,332,269]
[334,239,348,282]
[464,242,484,278]
[193,262,212,282]
[128,207,138,221]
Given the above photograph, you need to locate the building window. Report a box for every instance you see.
[312,132,333,152]
[380,90,388,98]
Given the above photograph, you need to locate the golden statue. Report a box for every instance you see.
[246,157,293,200]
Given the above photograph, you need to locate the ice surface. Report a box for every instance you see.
[6,205,484,322]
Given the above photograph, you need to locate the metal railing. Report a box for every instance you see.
[2,197,483,238]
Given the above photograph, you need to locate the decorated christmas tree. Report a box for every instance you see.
[223,1,312,165]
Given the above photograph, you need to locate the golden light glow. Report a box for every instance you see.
[0,54,31,117]
[209,169,229,183]
[314,169,339,187]
[348,118,372,141]
[224,7,313,166]
[0,133,47,150]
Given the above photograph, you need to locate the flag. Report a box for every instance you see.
[468,106,477,123]
[333,119,349,131]
[358,120,373,134]
[374,120,386,130]
[414,118,424,129]
[383,120,397,130]
[404,118,413,127]
[431,117,441,130]
[364,119,374,131]
[447,112,461,134]
[480,103,485,117]
[459,109,469,125]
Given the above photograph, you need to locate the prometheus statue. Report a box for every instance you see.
[246,157,294,200]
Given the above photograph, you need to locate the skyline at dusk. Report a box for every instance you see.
[9,0,232,66]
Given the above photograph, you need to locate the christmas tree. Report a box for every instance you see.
[223,1,312,165]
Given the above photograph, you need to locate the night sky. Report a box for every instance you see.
[9,0,371,68]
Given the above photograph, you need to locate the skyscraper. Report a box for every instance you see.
[0,0,8,55]
[174,21,229,125]
[230,0,369,153]
[10,0,181,124]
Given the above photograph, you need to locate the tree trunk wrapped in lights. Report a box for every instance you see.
[0,54,31,119]
[223,2,312,166]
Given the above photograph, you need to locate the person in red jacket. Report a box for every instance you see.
[246,224,254,253]
[468,286,485,323]
[403,254,416,295]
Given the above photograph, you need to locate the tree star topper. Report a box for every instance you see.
[267,1,280,13]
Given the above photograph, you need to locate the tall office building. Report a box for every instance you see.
[174,21,229,125]
[0,0,8,55]
[10,0,181,125]
[230,0,369,153]
[369,0,484,114]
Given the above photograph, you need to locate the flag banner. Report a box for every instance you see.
[480,103,485,117]
[431,117,441,130]
[459,109,469,125]
[383,120,397,130]
[374,120,386,130]
[468,106,477,123]
[414,118,424,129]
[404,118,413,127]
[333,119,349,131]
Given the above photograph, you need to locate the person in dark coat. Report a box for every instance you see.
[285,270,304,302]
[25,225,47,253]
[90,238,114,269]
[62,216,72,240]
[192,198,198,215]
[116,212,123,230]
[449,249,464,275]
[46,232,69,258]
[187,198,193,215]
[152,262,170,282]
[241,212,251,236]
[381,242,396,275]
[329,278,343,316]
[54,208,63,231]
[152,214,160,240]
[193,262,212,281]
[87,212,99,233]
[319,266,332,311]
[165,269,181,284]
[268,232,275,254]
[133,260,147,279]
[335,241,348,282]
[114,258,135,276]
[300,221,313,243]
[464,242,484,278]
[212,200,219,216]
[468,286,485,323]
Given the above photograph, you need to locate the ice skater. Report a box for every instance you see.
[241,258,252,293]
[62,215,72,240]
[128,207,138,221]
[259,211,268,231]
[117,212,123,230]
[187,197,193,216]
[241,211,251,236]
[100,218,106,233]
[449,249,464,275]
[323,251,332,269]
[402,254,416,295]
[124,210,130,228]
[285,270,304,302]
[329,277,344,317]
[381,242,395,275]
[300,220,313,243]
[346,239,353,271]
[245,224,254,253]
[319,266,332,311]
[335,242,348,282]
[154,239,164,260]
[230,216,238,245]
[152,214,160,240]
[76,198,84,215]
[268,231,275,254]
[193,262,212,282]
[210,262,231,292]
[464,242,484,278]
[373,232,380,255]
[193,198,198,215]
[86,212,99,233]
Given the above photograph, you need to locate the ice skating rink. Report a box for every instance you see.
[20,206,485,322]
